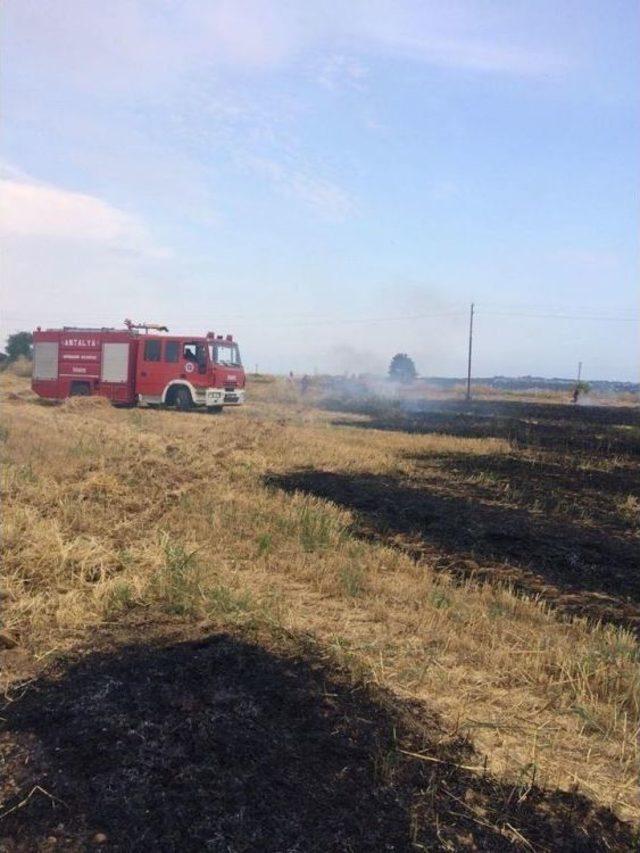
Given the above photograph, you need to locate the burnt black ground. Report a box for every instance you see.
[324,398,640,457]
[294,397,640,630]
[1,625,636,852]
[267,469,640,630]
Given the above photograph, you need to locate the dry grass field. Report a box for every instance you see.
[1,372,639,850]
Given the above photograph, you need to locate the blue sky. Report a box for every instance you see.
[2,1,638,379]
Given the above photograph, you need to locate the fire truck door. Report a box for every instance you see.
[181,341,207,380]
[135,338,165,399]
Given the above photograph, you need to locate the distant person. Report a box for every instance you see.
[300,374,310,395]
[572,386,580,404]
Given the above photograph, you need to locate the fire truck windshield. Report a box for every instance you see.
[209,342,242,367]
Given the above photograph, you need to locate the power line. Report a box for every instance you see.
[2,307,638,328]
[479,311,637,322]
[2,310,469,328]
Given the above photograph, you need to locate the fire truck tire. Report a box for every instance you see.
[70,382,91,397]
[207,405,223,414]
[174,386,193,411]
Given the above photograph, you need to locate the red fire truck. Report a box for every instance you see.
[31,320,245,412]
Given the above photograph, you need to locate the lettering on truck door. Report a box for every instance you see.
[59,336,100,386]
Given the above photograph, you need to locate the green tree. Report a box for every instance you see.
[388,353,417,384]
[5,331,33,362]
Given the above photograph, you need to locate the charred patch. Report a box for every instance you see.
[266,470,640,630]
[1,630,636,851]
[417,452,640,535]
[326,399,640,458]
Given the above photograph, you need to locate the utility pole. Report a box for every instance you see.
[577,361,582,383]
[465,302,474,402]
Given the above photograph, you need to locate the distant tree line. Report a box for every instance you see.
[1,331,33,364]
[8,331,33,361]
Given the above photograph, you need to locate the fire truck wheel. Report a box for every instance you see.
[70,382,91,397]
[207,405,223,414]
[174,386,193,411]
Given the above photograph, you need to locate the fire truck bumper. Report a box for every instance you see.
[222,388,245,405]
[204,388,225,407]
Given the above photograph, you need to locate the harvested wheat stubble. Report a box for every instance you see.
[1,373,639,843]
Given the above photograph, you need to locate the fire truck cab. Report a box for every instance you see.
[31,322,245,411]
